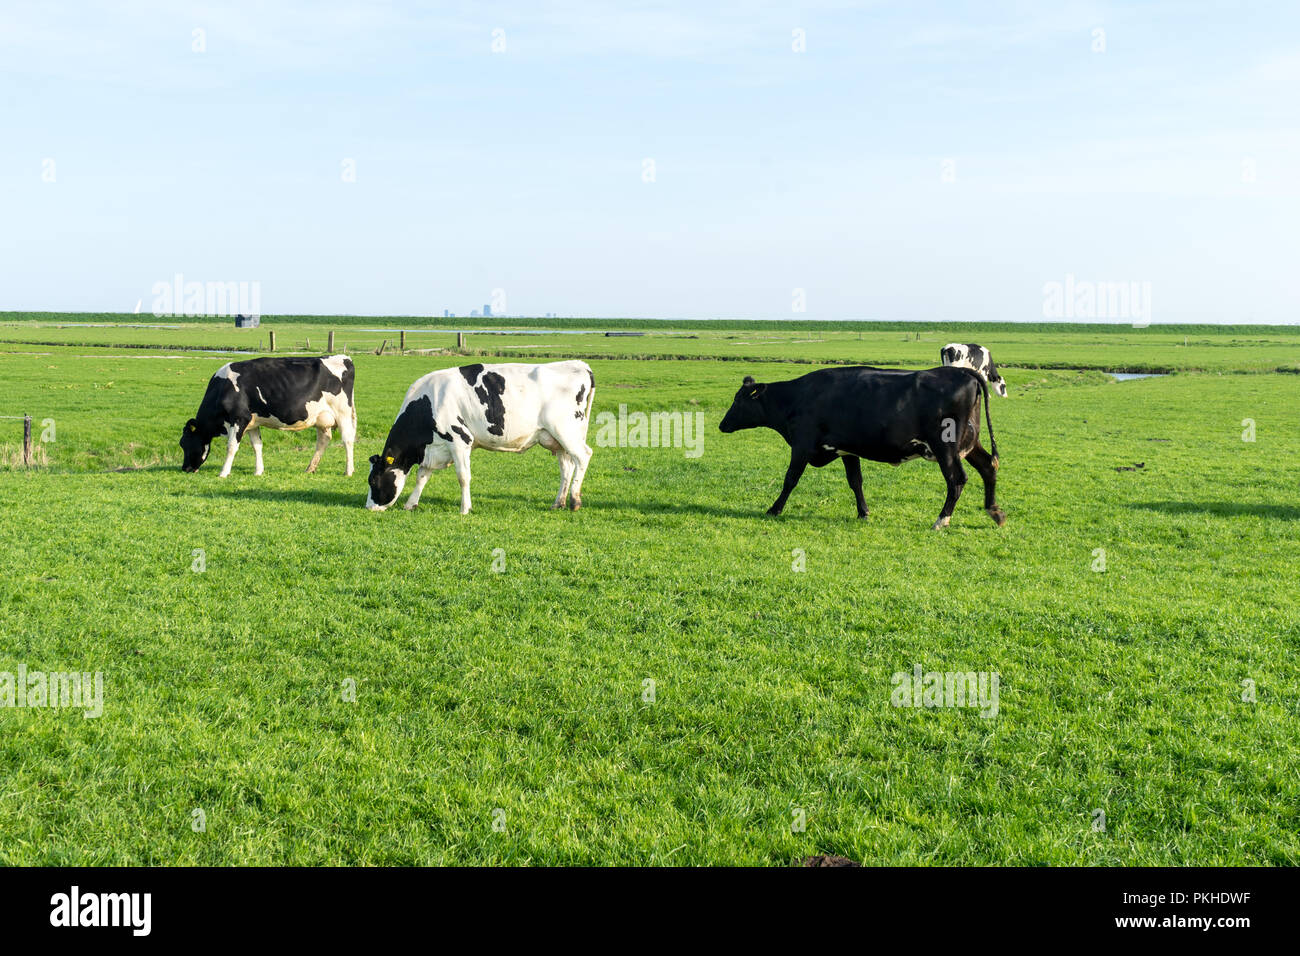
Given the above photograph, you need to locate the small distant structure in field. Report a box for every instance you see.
[234,314,260,328]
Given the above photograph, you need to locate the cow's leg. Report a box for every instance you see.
[218,423,241,478]
[767,450,809,516]
[404,466,433,510]
[547,421,593,510]
[538,431,572,509]
[566,445,592,510]
[307,427,331,473]
[966,444,1006,526]
[931,447,967,530]
[451,445,473,514]
[552,453,576,509]
[553,434,592,511]
[247,426,264,476]
[842,455,869,518]
[338,402,357,477]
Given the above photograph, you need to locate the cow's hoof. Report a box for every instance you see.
[345,470,354,478]
[765,508,782,517]
[551,501,565,510]
[932,516,950,530]
[404,503,418,511]
[856,510,869,519]
[569,497,582,511]
[988,507,1007,526]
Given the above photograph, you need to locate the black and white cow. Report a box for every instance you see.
[718,365,1004,529]
[940,343,1007,397]
[180,355,357,477]
[366,361,595,513]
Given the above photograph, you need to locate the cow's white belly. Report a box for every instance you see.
[474,428,544,453]
[249,396,337,432]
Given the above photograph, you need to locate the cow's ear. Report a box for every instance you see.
[742,375,755,387]
[748,383,766,398]
[186,418,198,433]
[368,454,380,465]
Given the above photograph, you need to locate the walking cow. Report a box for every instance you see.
[718,365,1005,529]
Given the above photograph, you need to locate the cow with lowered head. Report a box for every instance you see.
[718,365,1005,529]
[366,360,595,514]
[180,355,357,477]
[940,343,1007,397]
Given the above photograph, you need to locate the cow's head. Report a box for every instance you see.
[366,453,407,510]
[179,419,211,472]
[719,376,769,433]
[986,366,1008,398]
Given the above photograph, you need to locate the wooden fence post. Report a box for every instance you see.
[268,330,276,352]
[328,330,335,352]
[23,414,32,467]
[457,332,466,350]
[399,330,406,352]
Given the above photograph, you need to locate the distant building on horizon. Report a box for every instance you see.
[483,304,492,317]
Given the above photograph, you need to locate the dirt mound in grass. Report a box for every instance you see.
[802,854,862,867]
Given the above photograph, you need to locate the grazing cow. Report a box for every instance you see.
[718,365,1004,529]
[180,355,357,477]
[366,361,595,513]
[940,343,1007,397]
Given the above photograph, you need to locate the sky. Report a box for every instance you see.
[1,0,1297,322]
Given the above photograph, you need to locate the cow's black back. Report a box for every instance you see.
[753,365,984,465]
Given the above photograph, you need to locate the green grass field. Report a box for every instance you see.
[0,316,1297,865]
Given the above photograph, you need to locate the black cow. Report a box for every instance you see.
[718,365,1004,529]
[180,355,357,477]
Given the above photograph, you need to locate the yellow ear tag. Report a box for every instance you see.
[385,455,395,465]
[188,424,196,432]
[749,389,759,397]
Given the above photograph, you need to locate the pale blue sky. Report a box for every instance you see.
[1,1,1297,321]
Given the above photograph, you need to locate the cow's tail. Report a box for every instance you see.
[581,366,596,455]
[342,355,357,435]
[978,374,998,466]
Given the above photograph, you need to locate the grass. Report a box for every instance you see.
[0,320,1296,865]
[4,312,1300,373]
